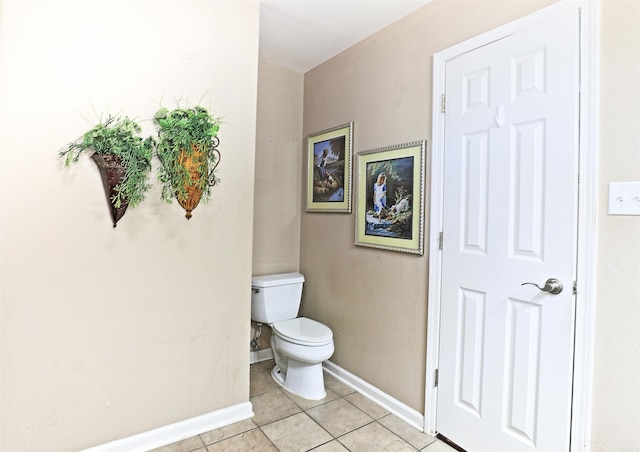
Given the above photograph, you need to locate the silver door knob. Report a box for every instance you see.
[521,278,563,294]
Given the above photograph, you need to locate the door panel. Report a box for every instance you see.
[437,9,579,452]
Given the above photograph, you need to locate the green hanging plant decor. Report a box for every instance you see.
[59,115,154,227]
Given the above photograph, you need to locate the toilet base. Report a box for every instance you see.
[271,359,327,400]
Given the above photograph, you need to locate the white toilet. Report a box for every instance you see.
[251,272,334,400]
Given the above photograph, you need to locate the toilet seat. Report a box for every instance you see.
[272,317,333,346]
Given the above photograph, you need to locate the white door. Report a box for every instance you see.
[436,9,580,452]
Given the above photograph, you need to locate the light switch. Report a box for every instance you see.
[608,181,640,215]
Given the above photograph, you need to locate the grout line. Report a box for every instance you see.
[256,424,281,452]
[304,409,343,449]
[375,418,422,450]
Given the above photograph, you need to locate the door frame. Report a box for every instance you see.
[424,1,600,450]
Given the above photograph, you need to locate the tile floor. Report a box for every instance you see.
[152,359,457,452]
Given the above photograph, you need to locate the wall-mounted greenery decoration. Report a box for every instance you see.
[59,115,154,227]
[153,104,222,219]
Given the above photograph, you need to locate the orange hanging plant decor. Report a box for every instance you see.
[174,142,221,219]
[154,104,221,219]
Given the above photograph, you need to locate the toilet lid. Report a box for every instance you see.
[272,317,333,346]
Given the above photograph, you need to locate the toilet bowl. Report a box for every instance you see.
[251,273,335,400]
[270,317,334,400]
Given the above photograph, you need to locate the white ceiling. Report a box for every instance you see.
[259,0,432,73]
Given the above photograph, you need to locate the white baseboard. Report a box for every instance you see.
[84,355,423,451]
[250,347,274,364]
[323,360,425,432]
[81,402,254,452]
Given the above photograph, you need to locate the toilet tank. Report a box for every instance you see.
[251,272,305,323]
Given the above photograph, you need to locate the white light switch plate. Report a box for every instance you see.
[608,181,640,215]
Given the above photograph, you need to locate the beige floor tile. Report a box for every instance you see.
[379,414,437,449]
[284,386,341,410]
[251,389,301,425]
[148,435,205,452]
[261,412,333,452]
[323,373,356,397]
[251,358,275,372]
[205,427,278,451]
[339,422,416,451]
[250,369,280,397]
[200,418,257,445]
[310,439,350,451]
[306,398,373,437]
[421,439,459,451]
[344,392,389,419]
[157,361,444,452]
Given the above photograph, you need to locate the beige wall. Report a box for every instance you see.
[300,0,640,450]
[252,61,303,276]
[252,60,304,349]
[301,0,555,415]
[592,0,640,449]
[0,0,259,450]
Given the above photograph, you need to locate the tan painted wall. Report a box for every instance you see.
[301,0,555,415]
[252,60,304,349]
[0,0,259,450]
[253,61,303,276]
[592,0,640,449]
[300,1,640,450]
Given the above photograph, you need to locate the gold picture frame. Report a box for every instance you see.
[355,140,426,255]
[306,123,353,213]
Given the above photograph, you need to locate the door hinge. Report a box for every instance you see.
[441,94,446,113]
[573,281,577,295]
[438,232,444,250]
[434,369,439,387]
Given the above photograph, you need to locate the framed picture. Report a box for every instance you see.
[306,122,353,213]
[355,140,426,255]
